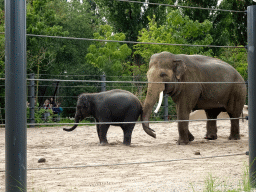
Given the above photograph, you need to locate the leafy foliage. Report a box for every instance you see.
[177,0,218,23]
[218,47,248,81]
[134,10,213,62]
[94,0,173,42]
[27,103,57,124]
[86,25,132,76]
[26,0,69,74]
[218,0,256,46]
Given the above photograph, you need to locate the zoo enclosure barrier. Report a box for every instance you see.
[0,75,247,126]
[23,76,247,126]
[25,73,171,125]
[2,1,254,191]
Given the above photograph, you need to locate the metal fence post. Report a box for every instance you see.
[5,0,27,191]
[29,74,35,127]
[101,74,106,92]
[248,5,256,187]
[164,94,168,121]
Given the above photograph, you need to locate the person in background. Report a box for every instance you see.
[50,97,56,108]
[52,103,63,122]
[43,99,50,109]
[43,99,51,121]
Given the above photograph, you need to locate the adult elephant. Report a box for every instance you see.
[63,89,155,145]
[142,51,247,145]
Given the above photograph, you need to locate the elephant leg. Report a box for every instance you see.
[177,111,192,145]
[121,124,135,146]
[204,109,222,140]
[97,124,110,145]
[188,130,194,141]
[228,113,240,140]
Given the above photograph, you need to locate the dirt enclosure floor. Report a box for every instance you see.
[0,120,249,192]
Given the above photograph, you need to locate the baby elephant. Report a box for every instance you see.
[63,89,156,145]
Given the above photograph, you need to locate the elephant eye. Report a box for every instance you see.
[160,72,167,77]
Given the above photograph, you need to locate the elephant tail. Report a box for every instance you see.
[141,113,156,138]
[63,124,78,132]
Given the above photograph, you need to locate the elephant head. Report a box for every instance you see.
[142,52,186,128]
[63,94,91,132]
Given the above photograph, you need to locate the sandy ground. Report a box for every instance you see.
[0,119,249,192]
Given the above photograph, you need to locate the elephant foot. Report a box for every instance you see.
[189,133,194,141]
[204,134,217,140]
[122,142,131,146]
[99,141,109,146]
[229,134,240,140]
[177,138,190,145]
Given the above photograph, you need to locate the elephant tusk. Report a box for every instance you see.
[154,91,163,114]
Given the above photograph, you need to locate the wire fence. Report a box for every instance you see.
[0,152,247,173]
[116,0,247,13]
[0,75,248,126]
[0,33,247,49]
[0,0,250,184]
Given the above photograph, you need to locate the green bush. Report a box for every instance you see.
[27,103,58,124]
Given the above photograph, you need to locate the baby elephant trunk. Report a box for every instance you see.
[63,115,80,132]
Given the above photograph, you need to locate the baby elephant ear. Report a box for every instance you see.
[79,95,89,108]
[174,59,186,80]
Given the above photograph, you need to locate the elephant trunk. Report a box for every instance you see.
[142,83,165,138]
[142,119,156,138]
[63,115,80,132]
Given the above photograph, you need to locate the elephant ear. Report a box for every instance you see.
[174,59,186,80]
[79,95,90,109]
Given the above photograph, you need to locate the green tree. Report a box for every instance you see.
[216,0,256,46]
[219,47,248,81]
[94,0,174,67]
[26,0,69,74]
[95,0,173,42]
[134,10,213,63]
[0,0,3,10]
[55,0,98,75]
[86,25,132,77]
[177,0,218,23]
[26,0,100,109]
[85,25,148,97]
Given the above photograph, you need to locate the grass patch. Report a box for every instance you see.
[191,163,254,192]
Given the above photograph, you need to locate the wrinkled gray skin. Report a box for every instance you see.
[63,89,155,145]
[142,51,247,145]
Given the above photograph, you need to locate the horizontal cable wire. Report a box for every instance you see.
[33,85,101,88]
[116,0,246,13]
[28,74,146,79]
[0,78,246,84]
[0,117,245,126]
[38,74,100,77]
[0,152,246,172]
[26,34,245,49]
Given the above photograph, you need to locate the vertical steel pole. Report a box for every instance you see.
[29,74,35,128]
[5,0,27,191]
[101,74,106,92]
[164,94,168,121]
[248,5,256,187]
